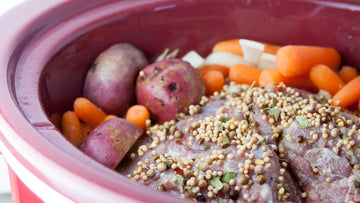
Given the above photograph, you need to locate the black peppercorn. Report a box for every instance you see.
[229,190,239,200]
[196,193,206,202]
[296,135,304,143]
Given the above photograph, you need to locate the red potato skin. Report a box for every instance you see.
[78,118,143,169]
[113,43,148,71]
[83,43,148,116]
[136,58,205,124]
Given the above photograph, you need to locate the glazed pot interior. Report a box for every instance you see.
[5,0,360,202]
[38,0,360,117]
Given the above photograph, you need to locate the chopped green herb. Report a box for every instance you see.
[217,123,223,132]
[176,175,184,185]
[354,180,360,188]
[264,108,280,121]
[221,172,238,183]
[175,114,183,120]
[224,153,228,157]
[282,182,291,192]
[355,147,360,154]
[204,144,211,151]
[163,161,170,167]
[221,117,229,123]
[184,185,192,190]
[210,176,223,190]
[279,133,286,140]
[296,116,311,129]
[264,136,268,141]
[271,97,278,107]
[220,136,230,148]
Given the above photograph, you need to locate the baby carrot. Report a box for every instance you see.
[332,76,360,108]
[49,113,62,129]
[103,114,118,122]
[264,43,281,55]
[212,39,281,56]
[258,68,317,91]
[80,123,92,137]
[276,45,341,77]
[202,70,225,95]
[73,97,107,128]
[126,105,150,129]
[62,111,85,145]
[282,74,318,93]
[338,65,358,83]
[229,64,261,86]
[309,64,345,95]
[199,64,229,77]
[259,68,285,87]
[212,39,244,56]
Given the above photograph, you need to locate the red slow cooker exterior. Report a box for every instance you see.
[0,0,360,202]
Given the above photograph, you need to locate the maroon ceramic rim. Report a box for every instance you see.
[1,0,360,202]
[0,0,191,202]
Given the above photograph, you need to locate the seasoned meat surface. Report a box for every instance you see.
[119,83,360,202]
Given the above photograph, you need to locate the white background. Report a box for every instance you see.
[0,0,27,200]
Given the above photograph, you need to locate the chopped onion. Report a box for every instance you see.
[239,39,265,67]
[204,51,247,67]
[258,53,276,70]
[182,50,205,68]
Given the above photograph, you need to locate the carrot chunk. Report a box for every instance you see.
[49,113,62,130]
[80,123,92,138]
[332,76,360,108]
[73,97,107,128]
[212,39,281,56]
[212,39,244,56]
[338,65,359,83]
[126,105,150,129]
[282,74,318,93]
[62,111,85,145]
[202,70,225,95]
[229,64,261,86]
[199,64,229,77]
[264,43,281,55]
[259,68,285,87]
[276,45,341,77]
[309,64,345,95]
[103,115,118,122]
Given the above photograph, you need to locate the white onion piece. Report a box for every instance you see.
[204,51,248,67]
[182,50,205,68]
[239,39,265,67]
[258,53,276,70]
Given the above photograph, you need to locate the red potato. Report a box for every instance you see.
[78,118,143,169]
[136,58,205,124]
[114,43,148,71]
[83,43,148,116]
